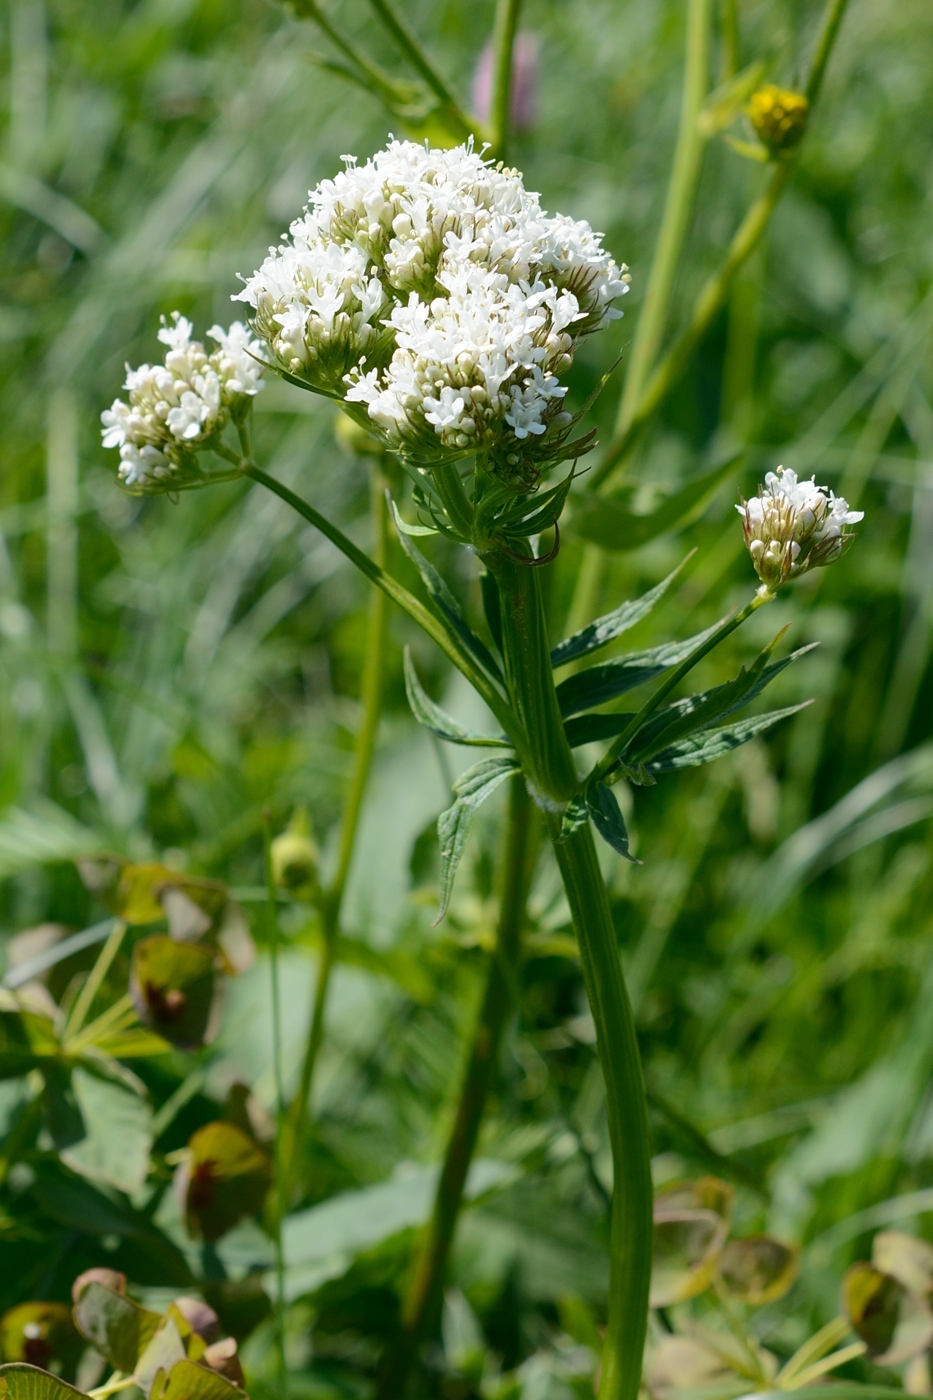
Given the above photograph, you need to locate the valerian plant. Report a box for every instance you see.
[81,132,864,1400]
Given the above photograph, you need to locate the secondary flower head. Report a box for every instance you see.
[738,466,864,592]
[101,315,264,491]
[234,138,628,482]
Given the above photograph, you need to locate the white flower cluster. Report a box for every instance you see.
[738,466,864,591]
[101,315,264,488]
[235,138,628,467]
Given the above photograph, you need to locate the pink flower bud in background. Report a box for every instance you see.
[472,32,539,134]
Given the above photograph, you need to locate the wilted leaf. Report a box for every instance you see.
[872,1231,933,1299]
[130,937,218,1049]
[718,1235,800,1304]
[651,1208,728,1307]
[72,1281,162,1375]
[175,1122,272,1244]
[0,1307,81,1376]
[842,1262,933,1364]
[645,1334,737,1400]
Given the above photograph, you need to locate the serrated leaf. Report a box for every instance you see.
[586,784,639,862]
[556,619,727,717]
[645,704,810,772]
[403,649,508,748]
[551,555,694,668]
[390,501,503,684]
[628,633,812,761]
[436,758,520,921]
[73,1281,162,1374]
[569,453,742,552]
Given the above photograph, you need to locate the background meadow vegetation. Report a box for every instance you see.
[2,0,933,1395]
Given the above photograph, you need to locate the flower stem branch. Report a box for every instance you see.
[287,468,390,1173]
[596,0,853,486]
[378,776,538,1400]
[615,0,711,441]
[489,0,524,159]
[365,0,475,136]
[243,464,520,744]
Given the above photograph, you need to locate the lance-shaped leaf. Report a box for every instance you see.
[390,500,503,684]
[72,1280,162,1374]
[403,649,508,749]
[130,937,218,1050]
[569,453,742,552]
[842,1262,933,1365]
[174,1121,272,1244]
[436,758,520,921]
[0,1306,81,1376]
[586,784,640,863]
[0,1366,89,1400]
[551,555,694,669]
[718,1235,800,1305]
[645,704,811,772]
[556,619,727,717]
[872,1231,933,1299]
[627,636,815,762]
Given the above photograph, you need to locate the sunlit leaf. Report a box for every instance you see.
[175,1121,272,1244]
[0,1365,89,1400]
[149,1358,244,1400]
[403,648,507,748]
[130,937,218,1050]
[72,1280,162,1375]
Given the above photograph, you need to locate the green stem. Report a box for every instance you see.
[721,0,740,78]
[489,0,523,158]
[615,0,711,442]
[595,0,852,486]
[65,919,126,1037]
[550,818,653,1400]
[378,777,537,1400]
[244,464,519,744]
[287,471,390,1168]
[365,0,474,136]
[489,552,652,1400]
[262,815,288,1394]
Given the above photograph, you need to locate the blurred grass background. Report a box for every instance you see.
[2,0,933,1389]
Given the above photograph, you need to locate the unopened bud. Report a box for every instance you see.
[747,85,809,154]
[737,466,863,592]
[270,809,319,895]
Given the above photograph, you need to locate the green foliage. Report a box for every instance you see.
[1,0,933,1396]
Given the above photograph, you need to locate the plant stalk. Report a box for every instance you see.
[262,813,289,1394]
[489,0,523,159]
[487,550,653,1400]
[615,0,711,442]
[287,469,390,1177]
[365,0,474,136]
[377,775,537,1400]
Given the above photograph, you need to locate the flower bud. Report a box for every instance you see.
[270,809,319,895]
[747,85,809,154]
[737,466,863,593]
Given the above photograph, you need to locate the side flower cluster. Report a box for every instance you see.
[234,138,629,475]
[101,315,264,489]
[738,466,864,592]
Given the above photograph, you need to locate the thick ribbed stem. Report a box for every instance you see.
[488,551,653,1400]
[377,777,537,1400]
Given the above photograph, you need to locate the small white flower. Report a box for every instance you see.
[737,466,864,590]
[101,313,265,490]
